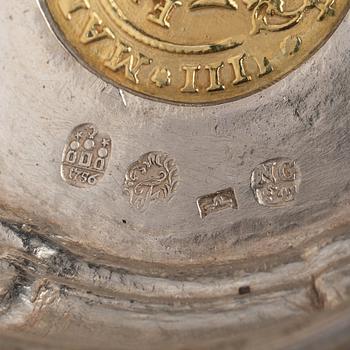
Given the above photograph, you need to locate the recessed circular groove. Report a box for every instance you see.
[1,3,350,348]
[2,217,350,309]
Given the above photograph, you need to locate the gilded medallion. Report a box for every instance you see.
[38,0,349,104]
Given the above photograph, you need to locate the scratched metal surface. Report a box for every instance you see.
[1,1,350,349]
[1,2,350,267]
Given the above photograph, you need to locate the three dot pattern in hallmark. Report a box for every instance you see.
[61,125,300,214]
[61,123,112,188]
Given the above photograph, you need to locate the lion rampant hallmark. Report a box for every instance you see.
[123,151,178,210]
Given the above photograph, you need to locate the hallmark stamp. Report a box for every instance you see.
[61,123,111,187]
[251,158,300,207]
[123,151,178,210]
[197,187,238,219]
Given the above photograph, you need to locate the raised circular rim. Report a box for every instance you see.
[37,0,350,106]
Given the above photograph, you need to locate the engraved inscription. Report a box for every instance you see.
[105,41,151,84]
[40,0,345,104]
[197,187,238,218]
[108,0,243,55]
[61,123,111,188]
[227,54,251,85]
[58,0,90,20]
[123,152,178,210]
[148,0,183,28]
[151,67,172,87]
[205,62,225,92]
[190,0,238,10]
[181,65,201,93]
[179,54,273,93]
[80,12,114,44]
[251,158,300,207]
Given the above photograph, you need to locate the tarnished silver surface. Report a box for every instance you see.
[1,1,350,349]
[0,4,349,266]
